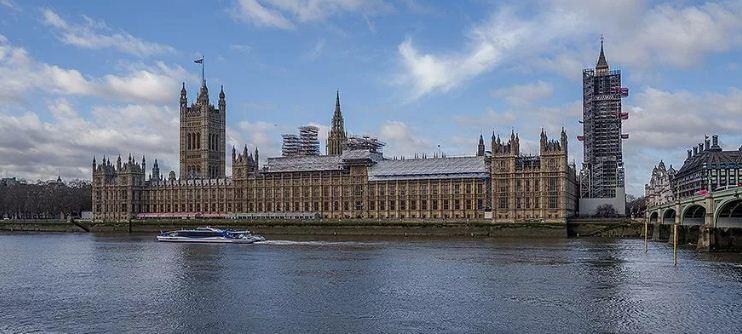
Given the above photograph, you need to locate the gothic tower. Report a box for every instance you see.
[326,91,347,155]
[179,66,226,179]
[579,37,627,215]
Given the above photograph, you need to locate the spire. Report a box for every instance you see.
[327,90,347,156]
[477,134,485,156]
[219,85,225,99]
[596,34,609,71]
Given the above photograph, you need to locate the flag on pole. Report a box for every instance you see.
[194,57,204,64]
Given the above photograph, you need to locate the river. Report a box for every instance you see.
[1,233,741,333]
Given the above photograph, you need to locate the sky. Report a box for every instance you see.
[0,0,740,196]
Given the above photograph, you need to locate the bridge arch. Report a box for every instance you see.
[649,211,659,224]
[662,208,676,225]
[715,198,742,228]
[681,204,706,226]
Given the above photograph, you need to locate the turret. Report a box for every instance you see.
[477,134,485,156]
[219,85,226,113]
[180,82,187,110]
[141,155,146,174]
[116,155,122,171]
[254,147,259,169]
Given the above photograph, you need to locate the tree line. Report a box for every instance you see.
[0,179,91,219]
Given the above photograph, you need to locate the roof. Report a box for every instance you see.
[368,156,488,181]
[676,149,742,177]
[262,149,382,173]
[263,155,344,173]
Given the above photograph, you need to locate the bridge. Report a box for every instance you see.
[646,187,742,250]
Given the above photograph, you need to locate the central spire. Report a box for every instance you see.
[327,90,347,155]
[596,35,609,72]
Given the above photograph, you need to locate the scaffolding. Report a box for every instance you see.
[579,64,628,198]
[299,125,320,156]
[281,134,300,157]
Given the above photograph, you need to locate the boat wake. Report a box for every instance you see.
[256,240,381,247]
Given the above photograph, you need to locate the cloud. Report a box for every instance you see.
[232,0,391,29]
[1,0,20,11]
[626,87,742,150]
[491,80,554,107]
[304,39,326,61]
[395,1,742,99]
[41,8,174,57]
[0,100,179,181]
[0,37,189,104]
[232,0,294,29]
[379,120,432,157]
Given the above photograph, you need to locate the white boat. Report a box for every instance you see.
[156,226,265,244]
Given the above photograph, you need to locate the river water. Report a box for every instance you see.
[1,233,741,333]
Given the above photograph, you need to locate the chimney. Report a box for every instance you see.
[687,150,692,159]
[693,146,698,156]
[698,143,704,153]
[712,135,719,147]
[705,138,710,150]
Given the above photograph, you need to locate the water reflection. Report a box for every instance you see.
[0,233,741,332]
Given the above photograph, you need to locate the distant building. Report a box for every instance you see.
[344,135,385,153]
[673,135,742,199]
[281,134,301,157]
[299,125,320,156]
[490,129,578,223]
[644,160,675,207]
[578,39,628,216]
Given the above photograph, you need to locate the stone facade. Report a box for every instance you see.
[644,160,675,207]
[490,129,578,223]
[179,81,226,180]
[92,82,577,222]
[672,135,742,199]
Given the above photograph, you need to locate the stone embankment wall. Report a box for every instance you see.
[1,218,650,239]
[0,219,86,232]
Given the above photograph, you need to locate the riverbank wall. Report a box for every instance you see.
[1,218,645,238]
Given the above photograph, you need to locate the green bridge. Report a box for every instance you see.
[646,187,742,250]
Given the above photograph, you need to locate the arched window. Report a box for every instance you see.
[197,132,201,149]
[187,133,191,150]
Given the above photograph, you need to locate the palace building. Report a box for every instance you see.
[92,79,577,222]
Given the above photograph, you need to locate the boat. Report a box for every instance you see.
[156,226,265,244]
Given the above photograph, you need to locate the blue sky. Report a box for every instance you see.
[0,0,740,196]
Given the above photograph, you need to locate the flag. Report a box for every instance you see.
[194,57,204,64]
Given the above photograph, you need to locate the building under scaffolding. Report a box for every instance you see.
[578,39,628,216]
[344,135,385,153]
[282,125,320,157]
[299,125,320,156]
[281,134,300,157]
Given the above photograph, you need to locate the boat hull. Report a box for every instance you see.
[156,236,262,244]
